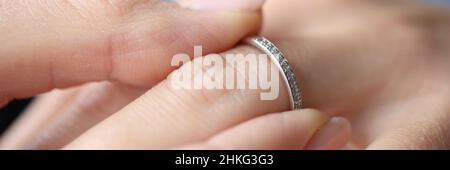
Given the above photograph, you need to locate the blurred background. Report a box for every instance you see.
[0,98,32,135]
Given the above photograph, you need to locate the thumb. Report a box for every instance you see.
[0,0,263,102]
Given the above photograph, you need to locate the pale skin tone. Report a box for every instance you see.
[1,0,450,149]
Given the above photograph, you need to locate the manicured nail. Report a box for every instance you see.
[177,0,265,11]
[305,117,352,150]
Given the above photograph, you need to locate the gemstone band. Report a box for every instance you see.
[245,36,303,110]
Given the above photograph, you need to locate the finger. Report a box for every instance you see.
[64,44,293,149]
[0,82,146,149]
[64,1,450,149]
[0,0,262,102]
[179,109,351,150]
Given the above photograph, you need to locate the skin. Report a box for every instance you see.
[0,0,260,98]
[0,0,349,150]
[1,0,450,149]
[262,0,450,149]
[0,0,266,149]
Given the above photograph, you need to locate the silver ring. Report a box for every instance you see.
[245,36,303,110]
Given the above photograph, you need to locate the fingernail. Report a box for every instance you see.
[177,0,265,11]
[305,117,352,150]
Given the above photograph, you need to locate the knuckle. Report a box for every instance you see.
[167,56,239,108]
[107,14,191,85]
[166,49,265,113]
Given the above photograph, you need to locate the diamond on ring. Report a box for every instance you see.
[245,36,303,110]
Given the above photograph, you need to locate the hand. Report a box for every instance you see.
[3,0,449,150]
[0,0,351,150]
[261,0,450,149]
[0,0,265,149]
[62,0,449,149]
